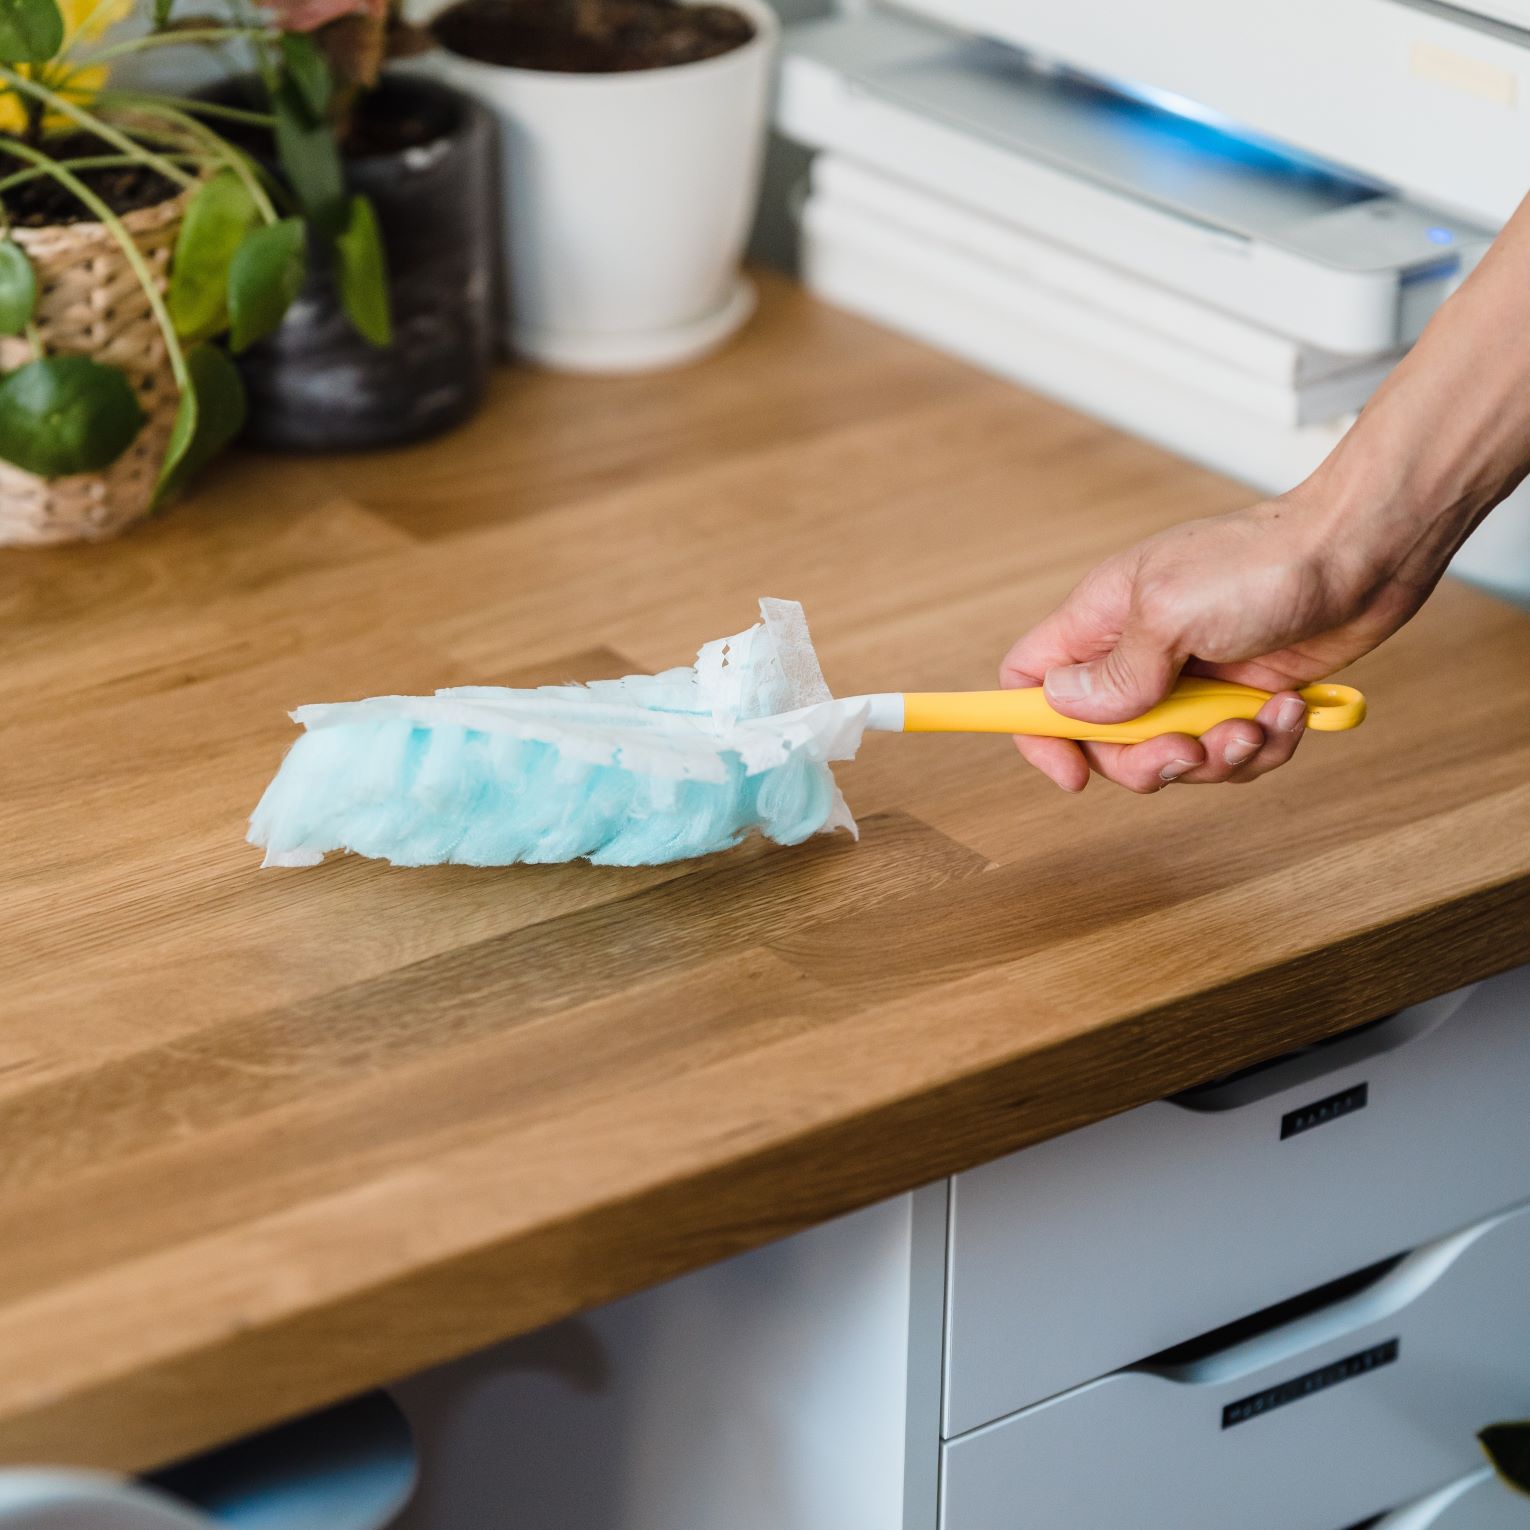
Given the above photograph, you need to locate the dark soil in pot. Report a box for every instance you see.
[1,135,178,225]
[204,73,498,453]
[432,0,755,73]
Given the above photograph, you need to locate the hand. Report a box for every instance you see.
[1002,185,1530,793]
[999,482,1448,793]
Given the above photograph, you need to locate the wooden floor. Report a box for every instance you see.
[5,271,1530,1471]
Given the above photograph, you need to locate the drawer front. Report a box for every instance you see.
[941,1199,1530,1530]
[945,967,1530,1434]
[1373,1469,1526,1529]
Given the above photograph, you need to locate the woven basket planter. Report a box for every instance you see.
[0,187,191,548]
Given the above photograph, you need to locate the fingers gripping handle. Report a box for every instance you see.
[897,677,1367,742]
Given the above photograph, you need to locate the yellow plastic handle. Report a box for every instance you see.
[900,677,1366,743]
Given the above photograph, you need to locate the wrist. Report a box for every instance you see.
[1295,398,1489,589]
[1309,410,1450,532]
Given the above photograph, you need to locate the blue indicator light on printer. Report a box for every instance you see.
[1427,226,1454,245]
[1072,67,1385,193]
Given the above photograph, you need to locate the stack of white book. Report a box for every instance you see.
[799,154,1406,493]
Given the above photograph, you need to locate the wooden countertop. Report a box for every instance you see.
[6,273,1530,1473]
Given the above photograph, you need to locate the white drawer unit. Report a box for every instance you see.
[941,1198,1530,1530]
[387,965,1530,1530]
[1372,1468,1528,1529]
[944,966,1530,1434]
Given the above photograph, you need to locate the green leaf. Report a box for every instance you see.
[0,355,144,476]
[152,343,246,507]
[166,170,259,343]
[153,0,171,22]
[281,32,332,122]
[156,370,197,505]
[226,217,306,353]
[334,194,391,348]
[1481,1422,1530,1497]
[0,0,63,62]
[0,239,37,335]
[273,78,345,236]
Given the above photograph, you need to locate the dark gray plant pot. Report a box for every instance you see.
[236,74,498,452]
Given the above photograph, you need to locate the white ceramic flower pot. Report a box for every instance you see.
[426,0,778,373]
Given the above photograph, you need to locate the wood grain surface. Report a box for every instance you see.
[5,272,1530,1471]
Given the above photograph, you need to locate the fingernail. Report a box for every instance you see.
[1225,738,1259,767]
[1160,758,1197,782]
[1045,664,1093,704]
[1276,697,1307,733]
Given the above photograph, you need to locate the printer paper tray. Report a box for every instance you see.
[778,13,1492,353]
[799,178,1350,493]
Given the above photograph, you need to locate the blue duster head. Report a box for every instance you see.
[248,599,869,869]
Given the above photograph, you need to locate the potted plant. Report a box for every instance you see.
[0,0,383,544]
[209,0,499,450]
[423,0,778,373]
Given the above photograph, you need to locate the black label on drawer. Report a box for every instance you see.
[1221,1338,1399,1429]
[1281,1081,1369,1140]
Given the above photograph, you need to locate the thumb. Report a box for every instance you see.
[1043,627,1181,723]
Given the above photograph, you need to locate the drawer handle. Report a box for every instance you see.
[1372,1468,1495,1529]
[1169,984,1479,1113]
[1140,1206,1512,1387]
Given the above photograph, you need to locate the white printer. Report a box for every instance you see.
[777,1,1530,594]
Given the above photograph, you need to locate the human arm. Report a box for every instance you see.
[1002,191,1530,792]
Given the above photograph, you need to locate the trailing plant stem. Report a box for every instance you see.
[0,138,190,392]
[99,92,275,128]
[110,98,279,222]
[85,27,279,65]
[0,152,201,193]
[0,64,197,188]
[56,0,137,60]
